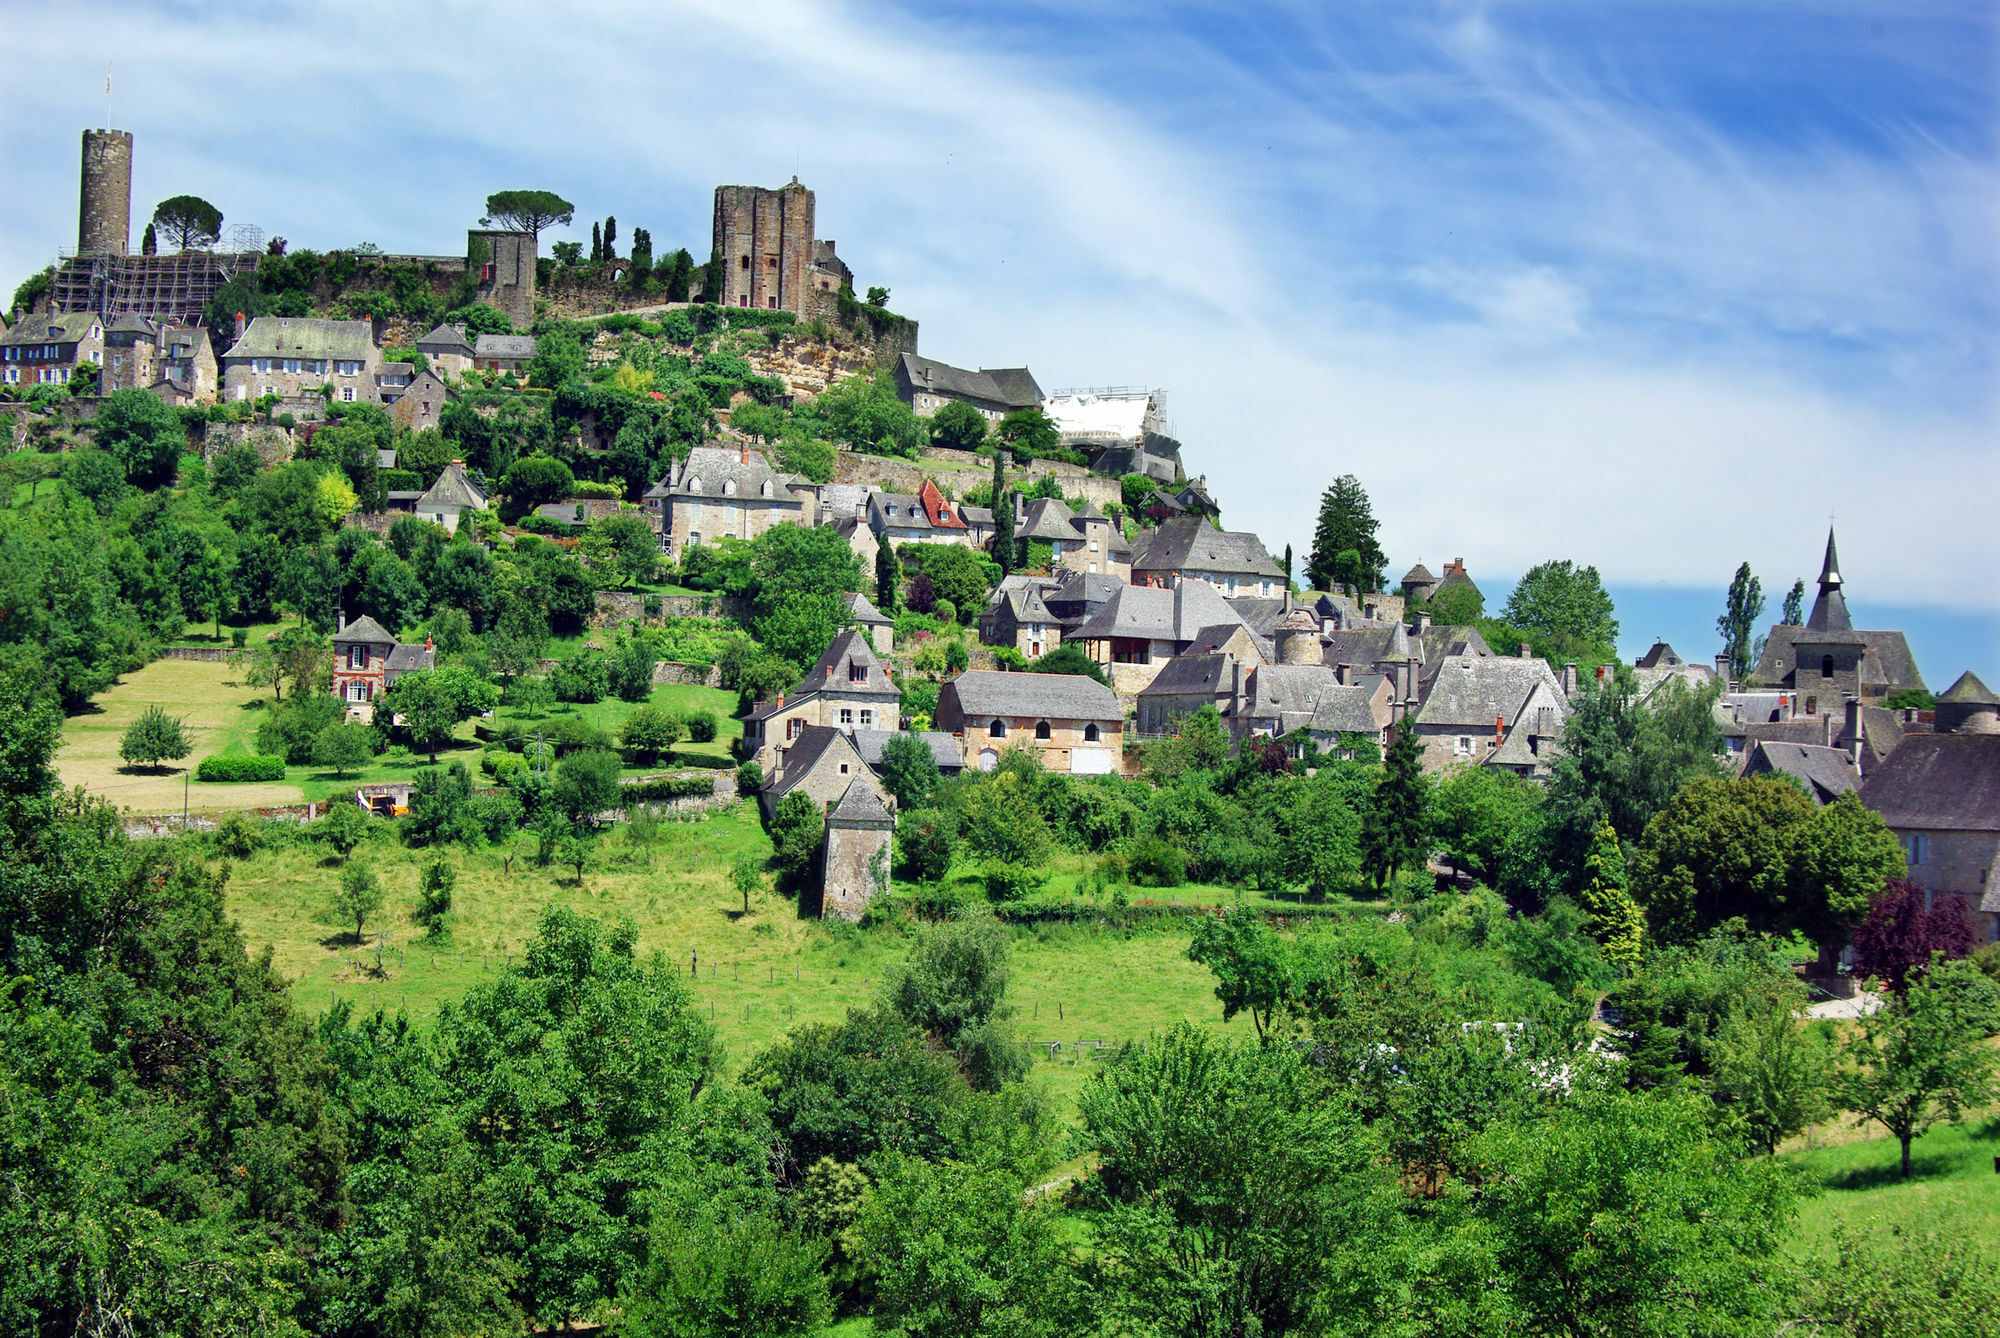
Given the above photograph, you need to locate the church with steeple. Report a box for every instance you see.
[1750,528,1925,713]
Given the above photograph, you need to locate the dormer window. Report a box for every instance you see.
[686,477,702,493]
[723,479,736,496]
[849,664,868,684]
[761,480,773,498]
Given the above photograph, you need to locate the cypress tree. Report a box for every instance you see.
[1715,562,1764,674]
[591,222,602,264]
[603,216,617,259]
[875,539,900,614]
[1360,716,1427,889]
[991,451,1015,576]
[1579,817,1645,968]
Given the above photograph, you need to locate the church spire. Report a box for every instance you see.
[1804,525,1852,633]
[1818,527,1842,591]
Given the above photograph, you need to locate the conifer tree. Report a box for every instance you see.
[875,539,900,615]
[991,451,1015,576]
[602,216,617,259]
[591,221,602,264]
[1579,817,1645,968]
[1360,716,1427,889]
[1306,475,1385,595]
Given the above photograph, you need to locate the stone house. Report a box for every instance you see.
[760,724,888,819]
[1300,675,1397,757]
[330,614,435,709]
[100,314,160,392]
[891,352,1042,424]
[1743,740,1861,804]
[221,317,379,405]
[1751,530,1924,711]
[840,591,895,656]
[659,444,813,561]
[1066,578,1263,695]
[389,367,451,434]
[850,729,964,778]
[1412,653,1570,774]
[1135,653,1234,735]
[154,326,217,402]
[414,323,475,377]
[1012,496,1124,577]
[741,628,902,769]
[934,669,1123,774]
[473,333,536,378]
[1862,671,2000,940]
[1131,516,1286,598]
[822,779,894,922]
[0,312,103,388]
[868,490,950,547]
[415,460,489,533]
[980,582,1060,660]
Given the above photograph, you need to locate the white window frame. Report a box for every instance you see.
[341,386,355,402]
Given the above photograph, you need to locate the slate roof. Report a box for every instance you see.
[1309,682,1388,736]
[1323,627,1415,671]
[1227,597,1291,639]
[1859,733,2000,832]
[1745,741,1861,804]
[896,353,1039,409]
[419,461,488,512]
[1401,562,1436,585]
[850,730,964,772]
[1137,653,1232,698]
[958,504,994,526]
[384,643,436,678]
[1416,656,1565,729]
[1016,497,1079,542]
[764,725,851,799]
[1752,626,1924,693]
[992,583,1055,626]
[1240,664,1343,726]
[828,777,895,825]
[1426,625,1493,659]
[474,333,537,360]
[943,669,1121,721]
[222,317,373,362]
[840,591,892,626]
[1939,671,1998,705]
[800,628,900,701]
[1636,641,1686,668]
[870,493,931,530]
[106,312,157,336]
[1068,579,1246,645]
[1131,517,1284,581]
[673,446,798,501]
[981,367,1044,408]
[0,313,101,347]
[1049,571,1125,609]
[415,324,475,356]
[334,615,396,646]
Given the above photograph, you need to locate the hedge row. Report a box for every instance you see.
[196,754,287,782]
[990,898,1359,927]
[620,774,718,803]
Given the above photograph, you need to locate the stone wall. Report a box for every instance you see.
[590,589,752,628]
[198,421,295,466]
[652,660,724,688]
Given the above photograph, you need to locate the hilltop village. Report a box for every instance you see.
[3,125,1998,1337]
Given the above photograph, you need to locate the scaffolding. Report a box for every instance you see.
[49,248,256,324]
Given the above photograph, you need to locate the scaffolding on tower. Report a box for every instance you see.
[47,247,256,325]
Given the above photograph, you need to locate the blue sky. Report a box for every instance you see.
[2,0,1994,679]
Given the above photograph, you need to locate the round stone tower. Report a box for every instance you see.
[78,128,133,256]
[1276,608,1321,666]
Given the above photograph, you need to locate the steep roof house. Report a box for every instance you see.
[839,590,895,656]
[473,333,537,376]
[389,366,451,434]
[414,323,475,375]
[741,628,902,769]
[330,614,435,711]
[980,582,1061,660]
[935,670,1123,774]
[1067,578,1264,695]
[822,779,895,922]
[1,312,103,389]
[891,352,1041,423]
[220,317,378,405]
[659,444,812,561]
[1412,653,1570,776]
[759,725,888,819]
[1131,517,1286,598]
[416,460,489,533]
[1751,529,1924,711]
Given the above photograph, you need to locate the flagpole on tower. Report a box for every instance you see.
[104,64,113,128]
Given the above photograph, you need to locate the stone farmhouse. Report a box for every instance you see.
[1132,517,1286,598]
[891,352,1042,424]
[1412,652,1571,776]
[153,326,217,402]
[220,317,381,405]
[653,444,815,562]
[0,311,102,388]
[412,461,488,533]
[741,628,901,769]
[934,669,1123,774]
[388,366,451,433]
[981,582,1061,660]
[414,323,475,377]
[474,333,536,377]
[330,614,434,711]
[759,724,888,817]
[1751,529,1924,711]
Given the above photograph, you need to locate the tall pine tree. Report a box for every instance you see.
[591,221,603,264]
[1305,475,1385,595]
[991,451,1015,576]
[875,539,901,614]
[1360,716,1427,889]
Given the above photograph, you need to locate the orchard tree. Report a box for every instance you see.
[151,194,223,251]
[312,722,375,778]
[382,665,500,762]
[1305,474,1385,594]
[317,800,370,862]
[1839,958,2000,1177]
[333,861,385,943]
[119,705,191,771]
[552,748,623,827]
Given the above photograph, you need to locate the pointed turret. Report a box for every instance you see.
[1804,526,1852,632]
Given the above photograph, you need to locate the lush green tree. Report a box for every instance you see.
[878,732,942,809]
[902,544,989,624]
[1607,933,1804,1093]
[1716,560,1764,675]
[150,194,223,251]
[885,912,1025,1089]
[482,189,575,244]
[584,513,658,586]
[873,537,901,613]
[607,632,658,703]
[254,688,344,761]
[895,807,957,882]
[382,665,499,762]
[61,446,126,513]
[996,405,1060,460]
[90,388,187,489]
[405,761,477,847]
[1361,715,1428,888]
[621,704,685,765]
[1504,896,1609,1002]
[1798,1218,2000,1338]
[1305,473,1386,594]
[1780,578,1806,627]
[749,523,863,668]
[118,704,191,771]
[311,720,375,778]
[1471,1086,1799,1336]
[1838,958,2000,1178]
[316,798,369,861]
[926,398,989,451]
[499,455,575,521]
[528,332,586,389]
[1074,1023,1399,1337]
[767,791,825,879]
[1187,904,1297,1040]
[551,748,622,825]
[1501,558,1619,666]
[729,852,763,915]
[334,860,385,942]
[1275,770,1366,896]
[415,853,456,933]
[1707,974,1831,1155]
[1790,792,1910,949]
[1427,579,1484,625]
[1429,765,1544,887]
[803,369,924,457]
[622,1210,830,1338]
[1579,816,1646,967]
[856,1154,1077,1338]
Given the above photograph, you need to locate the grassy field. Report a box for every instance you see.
[1783,1113,2000,1255]
[222,802,1243,1078]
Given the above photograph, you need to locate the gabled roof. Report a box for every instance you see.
[1860,733,2000,832]
[106,312,157,336]
[943,669,1121,721]
[1745,741,1860,804]
[870,492,931,530]
[474,333,537,359]
[0,312,101,347]
[419,461,488,512]
[1048,571,1125,609]
[1131,517,1284,581]
[1138,653,1232,698]
[1416,656,1565,730]
[764,725,861,800]
[415,323,475,356]
[223,317,373,362]
[800,627,900,701]
[1016,497,1079,542]
[839,591,892,626]
[828,777,895,825]
[1751,626,1924,693]
[335,615,397,645]
[1636,641,1685,669]
[1309,682,1389,736]
[981,367,1044,408]
[1240,663,1343,724]
[895,353,1039,409]
[916,479,966,529]
[1069,579,1247,645]
[993,583,1055,626]
[673,446,798,502]
[385,643,436,676]
[850,729,963,771]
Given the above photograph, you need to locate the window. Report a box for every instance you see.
[988,719,1007,738]
[1083,722,1100,742]
[787,718,802,740]
[768,296,778,309]
[2,369,13,384]
[740,255,751,270]
[839,708,853,726]
[849,664,868,684]
[688,531,701,547]
[739,296,748,307]
[860,709,873,727]
[722,479,736,496]
[1455,736,1472,756]
[346,681,369,702]
[1904,833,1928,866]
[767,256,778,268]
[839,763,849,774]
[89,349,101,364]
[1034,720,1051,740]
[254,358,270,373]
[1821,655,1834,678]
[341,387,355,402]
[481,263,495,281]
[283,359,300,374]
[349,645,370,669]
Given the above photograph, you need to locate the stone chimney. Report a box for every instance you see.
[233,311,246,341]
[741,444,751,465]
[1414,611,1432,634]
[1494,715,1505,747]
[1845,696,1864,771]
[1714,652,1732,687]
[1821,712,1836,747]
[1519,642,1533,659]
[1562,662,1579,695]
[337,609,346,633]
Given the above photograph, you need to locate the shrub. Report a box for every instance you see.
[932,598,957,627]
[684,710,717,744]
[551,652,609,703]
[1127,836,1188,887]
[120,705,192,771]
[256,693,346,764]
[621,774,714,803]
[736,761,764,797]
[896,808,957,883]
[196,753,287,782]
[214,813,264,857]
[622,705,686,765]
[981,862,1047,903]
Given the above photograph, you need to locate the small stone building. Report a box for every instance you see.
[760,725,887,818]
[1411,653,1569,774]
[0,312,103,389]
[415,460,488,533]
[389,367,451,434]
[981,582,1060,660]
[330,614,435,709]
[840,591,894,656]
[741,628,902,769]
[891,352,1042,423]
[414,323,475,377]
[822,779,894,922]
[473,333,536,378]
[935,669,1123,774]
[155,326,217,402]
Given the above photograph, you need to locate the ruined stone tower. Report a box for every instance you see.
[712,179,815,316]
[466,228,535,328]
[78,128,133,256]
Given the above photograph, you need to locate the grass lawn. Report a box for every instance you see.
[223,805,1243,1079]
[1783,1113,2000,1254]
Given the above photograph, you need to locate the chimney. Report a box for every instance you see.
[1495,715,1505,747]
[776,691,784,708]
[1230,656,1243,716]
[1822,712,1835,747]
[1562,662,1578,695]
[234,311,246,341]
[1596,664,1607,682]
[1714,652,1731,687]
[425,634,434,653]
[1335,663,1350,686]
[1845,696,1864,771]
[1414,611,1432,634]
[1778,692,1791,720]
[741,444,750,465]
[337,609,346,633]
[1519,642,1532,659]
